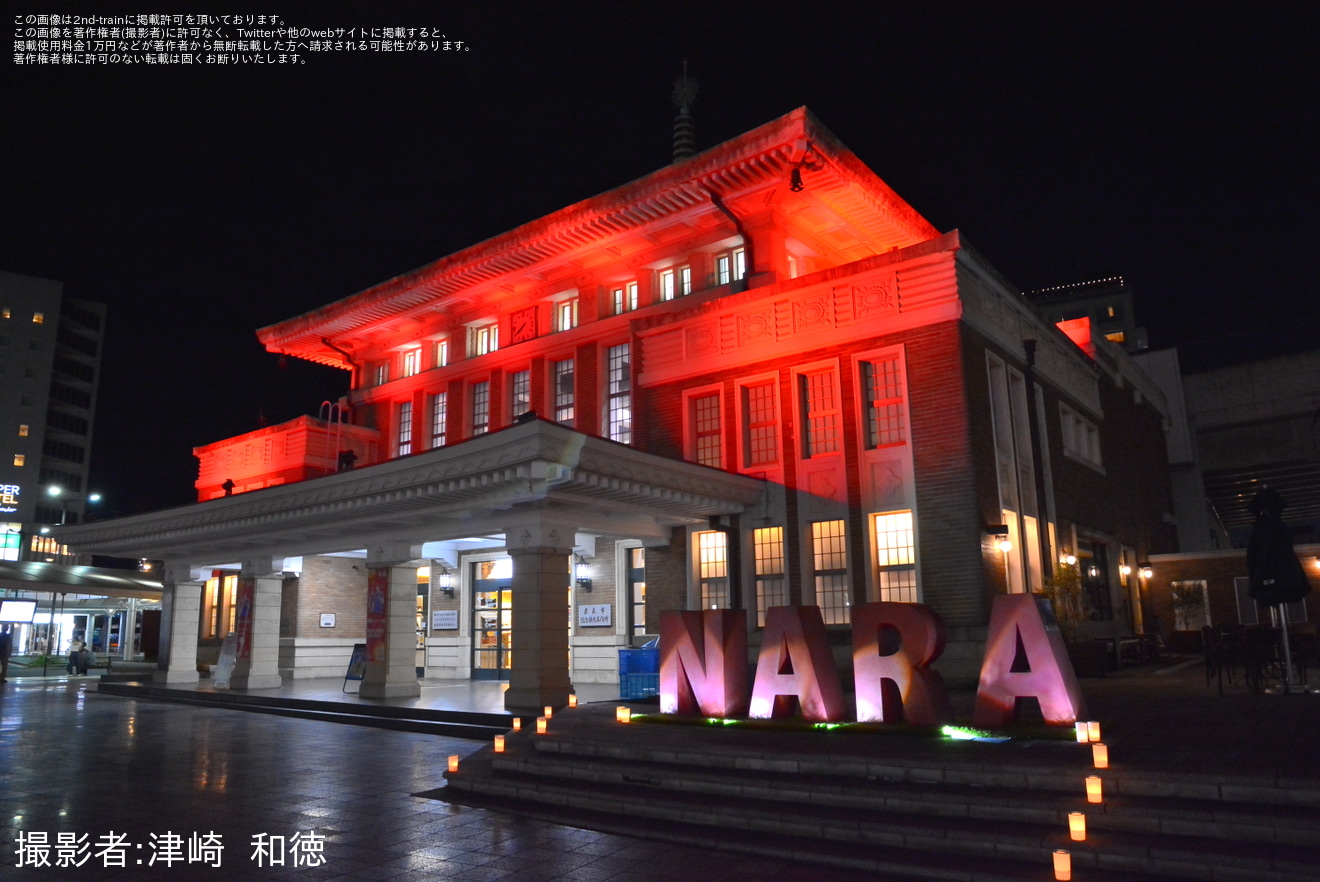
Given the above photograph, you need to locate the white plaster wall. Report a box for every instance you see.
[279,637,359,679]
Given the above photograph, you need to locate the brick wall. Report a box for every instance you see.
[290,556,367,639]
[643,530,688,633]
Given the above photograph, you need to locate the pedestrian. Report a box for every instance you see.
[0,624,12,682]
[67,633,87,676]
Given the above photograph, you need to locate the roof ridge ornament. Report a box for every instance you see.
[672,61,699,163]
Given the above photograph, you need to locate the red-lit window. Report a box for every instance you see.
[553,299,578,333]
[659,266,690,301]
[396,401,413,457]
[433,339,449,368]
[801,369,840,456]
[471,381,490,436]
[469,322,498,357]
[715,247,746,286]
[862,356,906,447]
[373,362,389,386]
[509,370,531,419]
[812,520,850,624]
[689,392,722,468]
[741,380,778,467]
[612,282,638,315]
[401,349,419,378]
[606,344,631,444]
[552,359,575,426]
[429,392,447,448]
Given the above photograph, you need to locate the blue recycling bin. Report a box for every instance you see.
[618,646,659,699]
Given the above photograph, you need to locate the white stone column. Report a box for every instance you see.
[503,517,575,714]
[229,558,285,690]
[360,542,423,699]
[154,562,204,685]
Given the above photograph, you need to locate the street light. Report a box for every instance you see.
[47,486,103,525]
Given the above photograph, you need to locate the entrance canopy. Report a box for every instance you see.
[55,420,767,567]
[0,559,162,600]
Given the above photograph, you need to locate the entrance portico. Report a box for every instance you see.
[56,420,764,711]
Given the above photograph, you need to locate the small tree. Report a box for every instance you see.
[1038,561,1091,644]
[1170,582,1206,631]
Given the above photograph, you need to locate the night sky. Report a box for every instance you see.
[6,1,1317,517]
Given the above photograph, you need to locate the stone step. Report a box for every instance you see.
[95,681,510,738]
[440,714,1320,882]
[490,748,1320,848]
[448,767,1318,882]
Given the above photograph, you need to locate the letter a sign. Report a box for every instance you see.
[972,593,1087,726]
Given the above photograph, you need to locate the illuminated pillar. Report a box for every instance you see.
[360,542,424,699]
[744,211,791,282]
[154,562,204,685]
[229,558,285,691]
[502,516,574,714]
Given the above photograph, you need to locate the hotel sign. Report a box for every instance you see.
[0,484,19,514]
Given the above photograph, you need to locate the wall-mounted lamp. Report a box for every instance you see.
[1120,564,1132,577]
[1138,562,1153,579]
[985,525,1012,553]
[1061,553,1078,566]
[575,554,592,592]
[439,567,453,598]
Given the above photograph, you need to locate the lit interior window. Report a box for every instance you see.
[812,520,850,624]
[32,312,44,324]
[873,511,917,603]
[697,531,729,610]
[753,526,786,627]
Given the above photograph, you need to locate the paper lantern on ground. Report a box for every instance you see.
[544,705,553,719]
[1092,742,1109,769]
[616,706,631,723]
[536,716,548,734]
[512,717,521,731]
[1075,722,1089,743]
[1087,721,1101,742]
[493,735,505,753]
[568,694,578,708]
[447,755,459,772]
[1053,849,1072,881]
[1068,812,1086,841]
[1085,776,1103,803]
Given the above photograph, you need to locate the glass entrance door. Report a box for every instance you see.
[472,565,512,680]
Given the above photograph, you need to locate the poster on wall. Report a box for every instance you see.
[578,604,612,628]
[233,577,255,660]
[366,568,389,662]
[432,610,459,630]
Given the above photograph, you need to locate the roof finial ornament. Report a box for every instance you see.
[672,60,699,163]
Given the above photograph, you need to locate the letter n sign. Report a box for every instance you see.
[660,609,749,717]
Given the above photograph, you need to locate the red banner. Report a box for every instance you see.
[366,568,389,663]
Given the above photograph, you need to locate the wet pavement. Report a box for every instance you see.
[3,657,1320,880]
[0,678,876,881]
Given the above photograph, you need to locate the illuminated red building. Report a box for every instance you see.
[59,109,1175,709]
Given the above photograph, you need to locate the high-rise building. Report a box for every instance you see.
[0,271,105,561]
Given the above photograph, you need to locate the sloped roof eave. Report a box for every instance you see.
[257,107,937,361]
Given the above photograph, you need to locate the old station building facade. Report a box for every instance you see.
[58,109,1175,711]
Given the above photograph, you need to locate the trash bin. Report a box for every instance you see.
[618,646,659,699]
